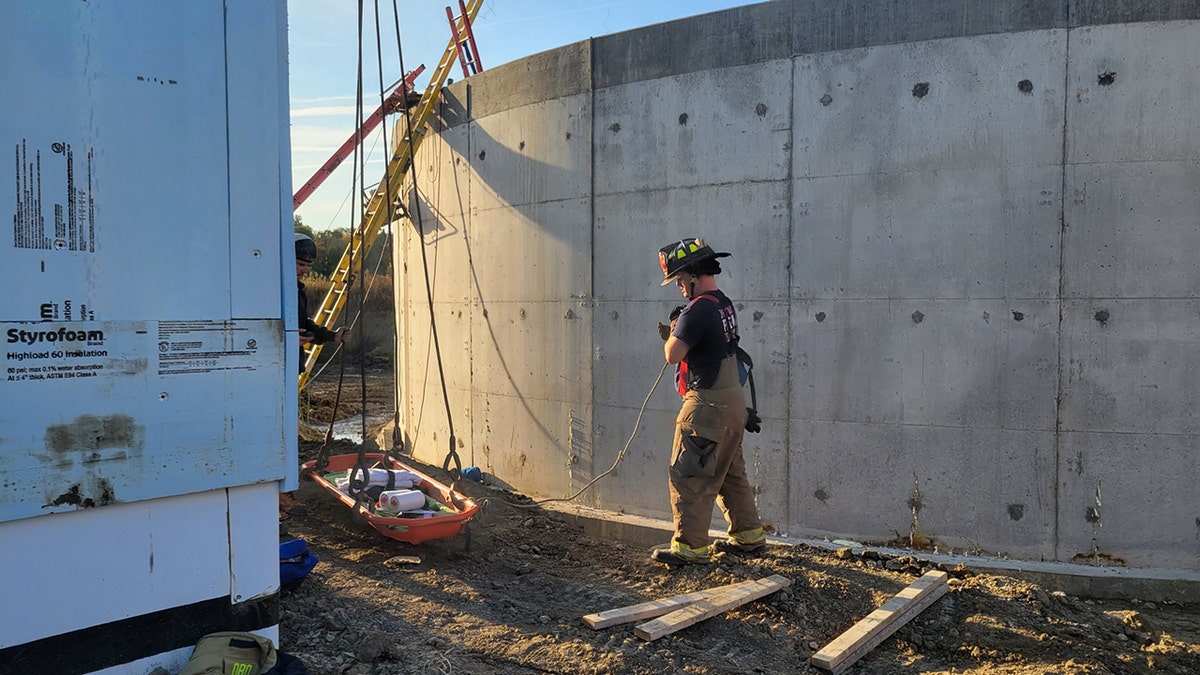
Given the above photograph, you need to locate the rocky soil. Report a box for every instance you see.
[280,370,1200,675]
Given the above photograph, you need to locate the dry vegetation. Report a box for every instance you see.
[300,271,395,425]
[302,270,396,364]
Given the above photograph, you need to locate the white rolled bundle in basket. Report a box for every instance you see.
[336,469,421,494]
[378,489,426,512]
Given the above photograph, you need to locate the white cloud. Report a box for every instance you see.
[291,105,359,119]
[290,124,362,153]
[291,157,387,173]
[291,94,357,106]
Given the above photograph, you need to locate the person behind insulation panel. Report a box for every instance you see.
[285,233,349,517]
[294,232,348,363]
[652,237,766,566]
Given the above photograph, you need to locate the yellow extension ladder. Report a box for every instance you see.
[300,0,483,391]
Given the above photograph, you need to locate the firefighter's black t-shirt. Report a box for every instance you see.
[672,290,738,390]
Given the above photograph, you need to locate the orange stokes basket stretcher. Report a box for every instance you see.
[301,453,479,544]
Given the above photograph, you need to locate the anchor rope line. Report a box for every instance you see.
[316,2,481,515]
[392,1,463,483]
[508,362,670,509]
[385,0,406,463]
[362,0,392,456]
[298,3,480,389]
[374,0,403,461]
[390,0,477,526]
[314,0,368,472]
[321,0,369,498]
[344,0,378,508]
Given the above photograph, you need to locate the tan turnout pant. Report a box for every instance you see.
[668,356,762,552]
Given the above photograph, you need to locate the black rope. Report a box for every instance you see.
[344,0,371,509]
[356,0,391,456]
[311,369,343,473]
[391,0,461,482]
[386,0,407,467]
[370,0,409,469]
[379,0,406,465]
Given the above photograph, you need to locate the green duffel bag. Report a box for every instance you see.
[179,631,277,675]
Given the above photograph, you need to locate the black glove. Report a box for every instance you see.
[744,408,762,433]
[658,306,686,341]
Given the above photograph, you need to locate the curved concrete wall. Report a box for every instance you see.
[392,0,1200,571]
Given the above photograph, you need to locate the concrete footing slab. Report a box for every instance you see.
[542,501,1200,604]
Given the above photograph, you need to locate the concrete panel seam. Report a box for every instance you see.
[783,54,797,537]
[1051,23,1073,564]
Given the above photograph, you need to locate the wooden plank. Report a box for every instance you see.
[633,574,792,641]
[583,578,763,629]
[811,570,949,674]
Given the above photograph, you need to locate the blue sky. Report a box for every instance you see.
[287,0,755,231]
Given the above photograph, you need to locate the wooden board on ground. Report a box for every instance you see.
[583,578,764,629]
[634,574,792,642]
[811,570,949,674]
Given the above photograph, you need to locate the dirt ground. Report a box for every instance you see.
[281,369,1200,675]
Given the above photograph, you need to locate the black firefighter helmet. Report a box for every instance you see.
[657,237,731,286]
[295,232,318,263]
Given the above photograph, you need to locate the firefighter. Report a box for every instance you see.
[652,237,765,566]
[294,232,348,365]
[284,233,349,518]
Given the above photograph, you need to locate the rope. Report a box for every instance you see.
[508,362,669,509]
[390,0,462,484]
[369,2,411,468]
[386,0,408,466]
[312,1,372,473]
[342,0,372,509]
[362,0,392,453]
[302,232,390,384]
[314,4,472,531]
[315,129,384,232]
